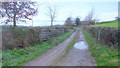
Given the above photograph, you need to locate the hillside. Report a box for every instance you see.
[91,20,118,27]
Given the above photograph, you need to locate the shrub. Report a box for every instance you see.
[2,27,40,49]
[82,26,119,49]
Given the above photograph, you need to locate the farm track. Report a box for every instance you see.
[23,29,96,66]
[23,30,78,66]
[52,30,96,66]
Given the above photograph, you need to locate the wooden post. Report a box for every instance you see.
[98,30,100,41]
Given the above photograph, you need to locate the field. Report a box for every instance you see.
[91,20,118,27]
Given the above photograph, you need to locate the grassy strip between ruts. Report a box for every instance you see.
[79,28,119,66]
[65,36,78,55]
[2,30,75,66]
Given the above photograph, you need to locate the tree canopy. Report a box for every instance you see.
[64,17,73,26]
[0,1,38,27]
[75,17,81,26]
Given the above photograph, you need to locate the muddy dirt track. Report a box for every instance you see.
[23,30,96,66]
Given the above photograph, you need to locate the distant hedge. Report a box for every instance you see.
[82,26,119,49]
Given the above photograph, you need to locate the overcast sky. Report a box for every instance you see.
[31,0,118,26]
[0,0,119,26]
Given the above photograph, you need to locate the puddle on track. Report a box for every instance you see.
[74,41,88,49]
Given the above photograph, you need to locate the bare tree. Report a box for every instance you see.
[83,8,95,25]
[0,1,38,28]
[46,5,57,27]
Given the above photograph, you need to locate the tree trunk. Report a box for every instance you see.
[51,20,53,27]
[13,14,16,28]
[51,22,53,27]
[13,2,16,28]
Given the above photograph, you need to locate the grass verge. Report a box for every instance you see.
[2,30,74,66]
[0,50,2,68]
[79,28,119,66]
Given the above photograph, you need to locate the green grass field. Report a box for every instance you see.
[96,20,115,24]
[91,20,118,27]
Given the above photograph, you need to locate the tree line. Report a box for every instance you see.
[64,8,96,27]
[0,1,98,28]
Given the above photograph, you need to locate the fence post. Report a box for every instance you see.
[98,29,101,41]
